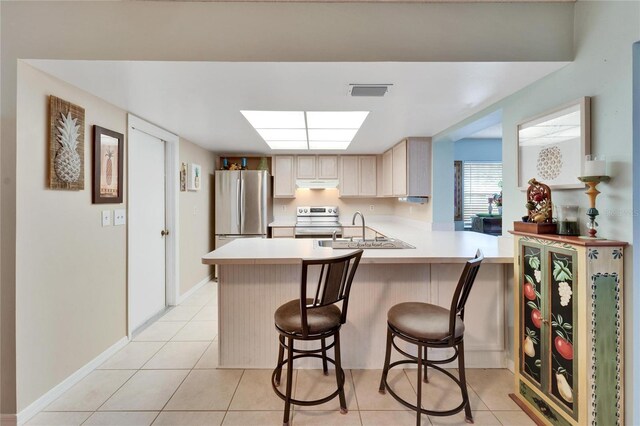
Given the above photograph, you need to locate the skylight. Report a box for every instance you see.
[241,110,369,150]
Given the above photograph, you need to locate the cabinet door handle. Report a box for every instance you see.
[161,229,169,237]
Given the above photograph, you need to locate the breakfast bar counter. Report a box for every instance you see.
[202,220,514,370]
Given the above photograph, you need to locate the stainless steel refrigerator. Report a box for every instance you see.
[214,170,272,250]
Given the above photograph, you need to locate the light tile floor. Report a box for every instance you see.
[28,282,533,426]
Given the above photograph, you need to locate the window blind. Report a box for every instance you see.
[462,162,503,227]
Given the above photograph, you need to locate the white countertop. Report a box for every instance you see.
[204,217,514,265]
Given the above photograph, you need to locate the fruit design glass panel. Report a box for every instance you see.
[549,251,575,413]
[521,245,542,385]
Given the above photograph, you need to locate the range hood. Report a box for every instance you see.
[296,179,340,189]
[398,196,429,204]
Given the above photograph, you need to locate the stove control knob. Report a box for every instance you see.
[298,208,303,213]
[304,209,308,213]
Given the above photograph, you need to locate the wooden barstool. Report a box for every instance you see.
[378,250,484,425]
[271,249,363,426]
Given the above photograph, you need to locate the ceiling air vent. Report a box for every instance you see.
[348,84,392,97]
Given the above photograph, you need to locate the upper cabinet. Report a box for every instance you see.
[295,155,338,180]
[391,137,431,197]
[317,156,339,179]
[339,155,376,197]
[273,155,295,198]
[381,149,393,197]
[296,155,317,179]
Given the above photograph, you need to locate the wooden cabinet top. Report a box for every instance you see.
[509,230,627,247]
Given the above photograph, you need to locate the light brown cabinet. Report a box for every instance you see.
[273,156,295,198]
[391,137,431,197]
[295,155,338,180]
[339,156,376,197]
[381,149,393,196]
[317,156,339,179]
[271,227,295,238]
[296,156,317,179]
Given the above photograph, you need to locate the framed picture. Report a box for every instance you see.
[92,125,124,204]
[180,163,187,192]
[517,97,591,189]
[187,163,202,191]
[49,95,85,190]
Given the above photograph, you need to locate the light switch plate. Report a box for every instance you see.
[102,210,112,227]
[114,209,126,226]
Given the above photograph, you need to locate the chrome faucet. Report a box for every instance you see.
[332,230,338,241]
[351,211,366,241]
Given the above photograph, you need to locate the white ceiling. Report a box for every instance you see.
[27,60,566,154]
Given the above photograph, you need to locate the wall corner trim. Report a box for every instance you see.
[177,275,214,305]
[16,336,129,425]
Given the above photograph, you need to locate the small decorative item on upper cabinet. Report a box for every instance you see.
[257,156,269,171]
[222,158,229,170]
[187,163,202,191]
[241,157,248,170]
[49,95,85,190]
[92,126,124,204]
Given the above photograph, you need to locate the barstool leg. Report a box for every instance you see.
[423,348,429,383]
[457,341,473,424]
[283,337,294,426]
[333,331,348,414]
[378,328,393,394]
[275,334,285,386]
[416,344,423,426]
[321,338,329,376]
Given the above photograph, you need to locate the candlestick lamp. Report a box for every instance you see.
[578,155,609,239]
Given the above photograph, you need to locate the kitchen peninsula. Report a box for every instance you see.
[202,219,514,370]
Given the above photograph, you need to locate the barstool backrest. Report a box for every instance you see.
[299,249,364,337]
[448,249,484,342]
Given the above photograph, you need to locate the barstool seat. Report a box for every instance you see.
[388,302,465,341]
[275,299,342,335]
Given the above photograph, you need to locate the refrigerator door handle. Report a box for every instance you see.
[240,178,246,232]
[236,179,241,230]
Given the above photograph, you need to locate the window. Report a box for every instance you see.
[462,162,502,228]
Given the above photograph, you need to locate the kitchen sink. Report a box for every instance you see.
[317,237,415,249]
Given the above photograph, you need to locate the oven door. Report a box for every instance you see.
[294,227,343,239]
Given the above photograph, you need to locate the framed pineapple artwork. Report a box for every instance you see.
[48,95,85,190]
[187,163,202,191]
[92,125,124,204]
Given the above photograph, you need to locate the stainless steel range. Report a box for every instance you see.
[295,206,342,238]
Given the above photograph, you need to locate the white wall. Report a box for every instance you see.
[15,62,128,410]
[179,139,215,295]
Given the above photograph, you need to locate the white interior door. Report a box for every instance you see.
[129,129,167,331]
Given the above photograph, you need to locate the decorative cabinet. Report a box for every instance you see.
[273,156,295,198]
[512,232,625,426]
[339,156,376,197]
[390,137,432,197]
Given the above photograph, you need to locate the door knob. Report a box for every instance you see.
[161,229,169,237]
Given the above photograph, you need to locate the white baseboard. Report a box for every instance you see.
[16,336,129,425]
[177,274,213,305]
[1,414,17,426]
